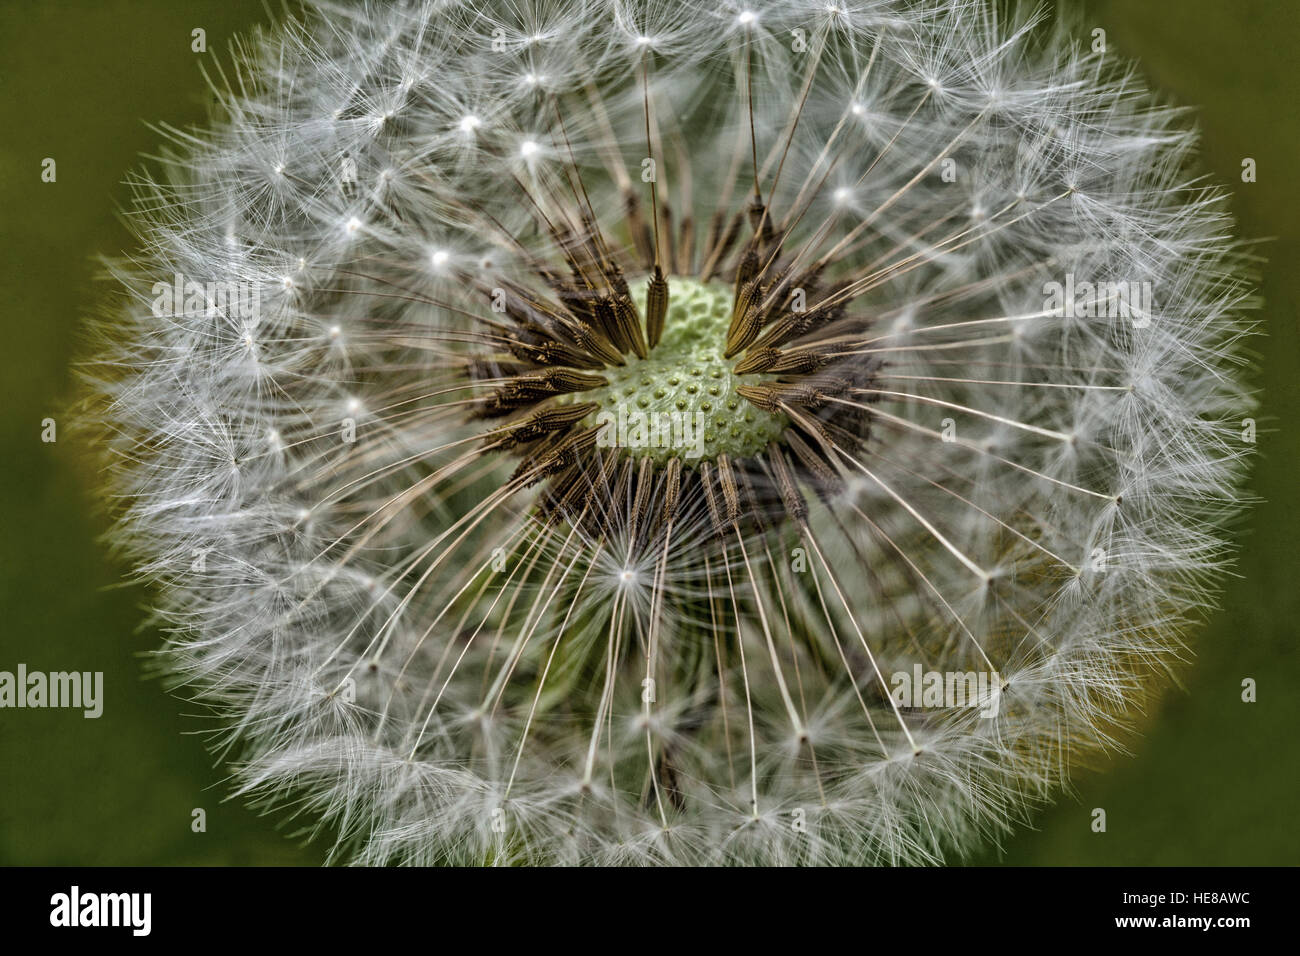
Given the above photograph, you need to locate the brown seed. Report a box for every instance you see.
[784,427,837,482]
[645,266,669,349]
[661,457,683,526]
[733,348,780,375]
[766,443,808,523]
[715,453,741,523]
[736,383,782,414]
[698,462,727,538]
[613,293,648,359]
[498,401,598,447]
[766,349,830,375]
[725,283,764,358]
[513,427,602,485]
[733,247,759,295]
[628,456,656,544]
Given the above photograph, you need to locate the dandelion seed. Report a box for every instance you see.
[84,0,1257,866]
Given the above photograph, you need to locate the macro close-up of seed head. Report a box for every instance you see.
[80,0,1258,865]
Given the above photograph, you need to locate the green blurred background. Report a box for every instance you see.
[0,0,1295,866]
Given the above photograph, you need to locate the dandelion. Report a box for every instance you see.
[85,0,1256,865]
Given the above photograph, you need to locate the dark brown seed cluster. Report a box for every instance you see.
[445,96,883,545]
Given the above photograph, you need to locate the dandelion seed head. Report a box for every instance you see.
[83,0,1257,866]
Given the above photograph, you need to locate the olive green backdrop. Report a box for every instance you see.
[0,0,1295,865]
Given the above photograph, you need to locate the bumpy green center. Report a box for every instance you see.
[577,277,787,466]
